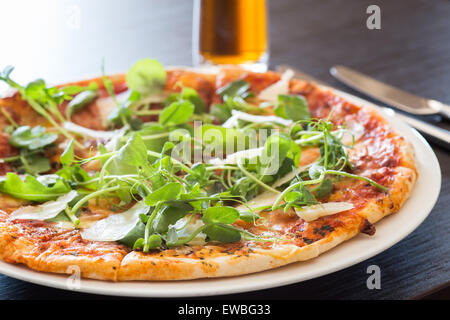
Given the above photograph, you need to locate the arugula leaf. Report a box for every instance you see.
[159,100,195,126]
[60,139,75,166]
[166,87,206,114]
[210,103,232,123]
[260,134,301,176]
[24,79,47,102]
[239,211,261,222]
[118,221,146,248]
[19,152,51,175]
[23,79,66,123]
[9,126,57,150]
[314,178,333,198]
[202,206,239,224]
[166,226,179,245]
[60,82,98,96]
[56,164,94,188]
[117,133,148,167]
[283,183,317,210]
[131,122,168,153]
[8,125,56,175]
[126,58,166,95]
[57,140,95,188]
[179,183,206,211]
[152,205,190,233]
[217,80,252,100]
[181,87,206,114]
[145,182,182,206]
[275,94,310,121]
[106,91,142,129]
[184,163,210,187]
[0,173,71,202]
[197,124,246,154]
[66,89,98,119]
[204,224,241,243]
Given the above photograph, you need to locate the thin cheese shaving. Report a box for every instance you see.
[208,146,263,165]
[9,190,78,220]
[222,110,292,128]
[172,216,206,246]
[63,121,123,140]
[258,69,294,102]
[80,202,149,241]
[94,91,130,127]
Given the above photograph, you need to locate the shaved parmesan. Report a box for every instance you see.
[339,120,365,145]
[222,110,292,128]
[209,146,263,165]
[63,121,123,140]
[95,91,130,127]
[258,69,294,102]
[294,202,354,222]
[9,190,78,220]
[81,202,149,241]
[235,191,279,212]
[136,92,168,105]
[96,90,167,127]
[172,216,206,246]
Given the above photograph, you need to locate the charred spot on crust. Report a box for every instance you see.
[361,219,376,236]
[51,161,61,170]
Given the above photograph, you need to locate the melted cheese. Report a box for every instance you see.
[294,202,354,222]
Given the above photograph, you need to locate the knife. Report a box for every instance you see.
[276,65,450,149]
[330,65,450,119]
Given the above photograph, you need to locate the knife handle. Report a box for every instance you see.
[395,113,450,149]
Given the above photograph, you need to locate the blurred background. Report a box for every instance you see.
[1,0,449,105]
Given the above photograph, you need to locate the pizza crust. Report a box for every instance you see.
[117,222,362,280]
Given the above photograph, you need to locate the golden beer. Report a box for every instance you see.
[193,0,269,71]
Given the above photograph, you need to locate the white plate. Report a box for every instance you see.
[0,86,441,297]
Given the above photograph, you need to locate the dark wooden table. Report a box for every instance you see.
[0,0,448,300]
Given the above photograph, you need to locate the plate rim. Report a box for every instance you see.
[0,79,442,298]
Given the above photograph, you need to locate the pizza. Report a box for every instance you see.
[0,60,417,281]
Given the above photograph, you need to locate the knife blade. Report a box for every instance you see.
[276,65,450,149]
[330,65,450,119]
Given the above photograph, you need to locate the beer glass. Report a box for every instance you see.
[192,0,269,72]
